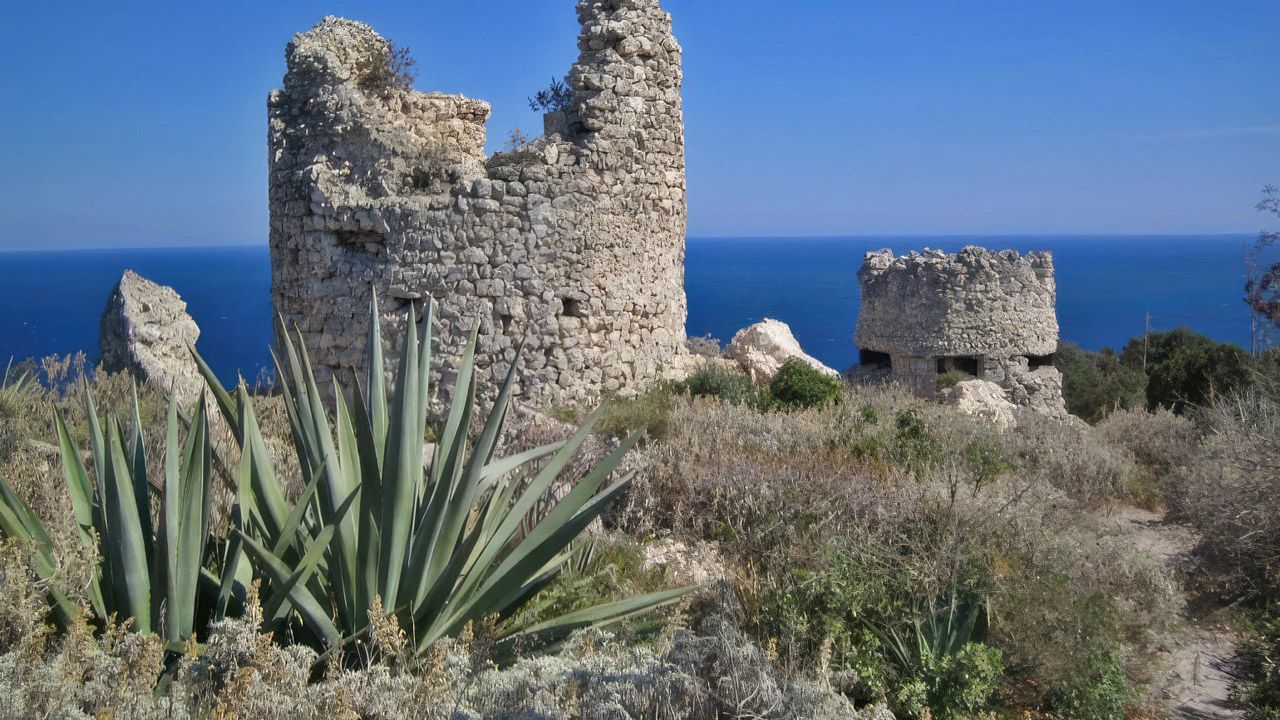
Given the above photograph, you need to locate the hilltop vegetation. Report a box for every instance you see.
[1,324,1279,718]
[1057,327,1280,422]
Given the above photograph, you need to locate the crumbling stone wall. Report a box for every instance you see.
[268,0,688,407]
[855,247,1067,416]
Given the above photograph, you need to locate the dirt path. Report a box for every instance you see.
[1105,507,1242,719]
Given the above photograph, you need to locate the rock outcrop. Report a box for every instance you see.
[726,319,839,383]
[855,246,1068,418]
[269,0,689,409]
[941,379,1017,431]
[99,270,203,401]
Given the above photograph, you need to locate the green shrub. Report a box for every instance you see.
[758,548,893,694]
[668,366,761,408]
[353,35,417,93]
[1236,604,1280,719]
[528,76,572,113]
[892,408,940,476]
[917,643,1003,720]
[767,359,842,411]
[1055,342,1147,423]
[874,594,1002,720]
[1120,328,1256,412]
[1043,649,1128,720]
[962,438,1017,488]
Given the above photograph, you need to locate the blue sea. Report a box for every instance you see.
[0,236,1259,384]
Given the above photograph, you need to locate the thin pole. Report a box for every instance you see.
[1143,312,1150,370]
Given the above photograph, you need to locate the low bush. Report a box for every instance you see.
[1164,382,1280,602]
[354,36,417,93]
[1043,649,1129,720]
[892,642,1003,720]
[936,368,977,391]
[1055,342,1147,423]
[767,359,843,410]
[623,386,1176,716]
[1004,414,1139,507]
[1235,604,1280,720]
[685,334,724,358]
[669,365,761,408]
[1096,407,1198,506]
[1120,327,1259,412]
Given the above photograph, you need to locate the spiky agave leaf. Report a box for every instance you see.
[0,383,237,645]
[194,292,695,657]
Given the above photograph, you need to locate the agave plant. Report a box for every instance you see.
[193,297,693,657]
[871,591,989,678]
[0,382,237,646]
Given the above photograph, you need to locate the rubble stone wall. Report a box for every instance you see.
[856,247,1067,415]
[268,0,688,407]
[856,247,1058,358]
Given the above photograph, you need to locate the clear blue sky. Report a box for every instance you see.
[0,1,1276,250]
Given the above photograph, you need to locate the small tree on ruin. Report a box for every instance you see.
[528,77,573,113]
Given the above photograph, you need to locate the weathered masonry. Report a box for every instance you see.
[855,247,1067,415]
[268,0,688,406]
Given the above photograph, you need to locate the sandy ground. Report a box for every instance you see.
[1104,507,1243,719]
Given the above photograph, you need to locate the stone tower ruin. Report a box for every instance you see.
[268,0,688,406]
[855,247,1067,416]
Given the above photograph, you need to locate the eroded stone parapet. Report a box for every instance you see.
[269,0,688,410]
[856,246,1058,359]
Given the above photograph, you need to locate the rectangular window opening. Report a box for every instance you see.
[936,356,982,377]
[1027,354,1055,370]
[859,349,891,367]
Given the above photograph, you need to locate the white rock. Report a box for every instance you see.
[725,318,839,383]
[99,270,204,402]
[641,538,728,587]
[940,379,1017,432]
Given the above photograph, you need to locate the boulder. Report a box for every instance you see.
[725,318,838,383]
[1004,365,1071,421]
[99,270,204,402]
[941,379,1017,431]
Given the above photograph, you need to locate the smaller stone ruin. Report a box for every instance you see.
[855,246,1067,417]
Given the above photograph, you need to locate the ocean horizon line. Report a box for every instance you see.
[0,231,1259,255]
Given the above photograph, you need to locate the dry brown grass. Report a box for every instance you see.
[616,383,1181,710]
[1165,383,1280,602]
